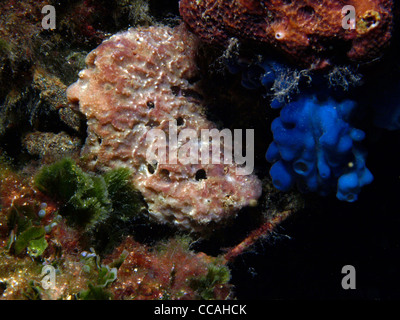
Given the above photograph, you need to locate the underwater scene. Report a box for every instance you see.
[0,0,399,301]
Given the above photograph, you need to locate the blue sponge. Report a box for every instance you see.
[266,95,373,202]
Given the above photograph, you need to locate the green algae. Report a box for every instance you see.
[14,226,47,257]
[103,167,146,221]
[6,199,48,258]
[189,261,231,300]
[78,283,113,300]
[34,158,111,230]
[78,248,121,300]
[33,158,147,255]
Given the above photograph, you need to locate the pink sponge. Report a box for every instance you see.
[67,24,262,231]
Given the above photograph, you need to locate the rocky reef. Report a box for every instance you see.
[0,157,234,299]
[0,0,399,301]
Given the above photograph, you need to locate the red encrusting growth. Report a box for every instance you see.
[179,0,393,68]
[105,237,232,300]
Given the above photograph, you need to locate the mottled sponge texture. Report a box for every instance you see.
[179,0,393,68]
[266,95,373,202]
[67,24,262,231]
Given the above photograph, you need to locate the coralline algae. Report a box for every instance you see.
[67,24,262,231]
